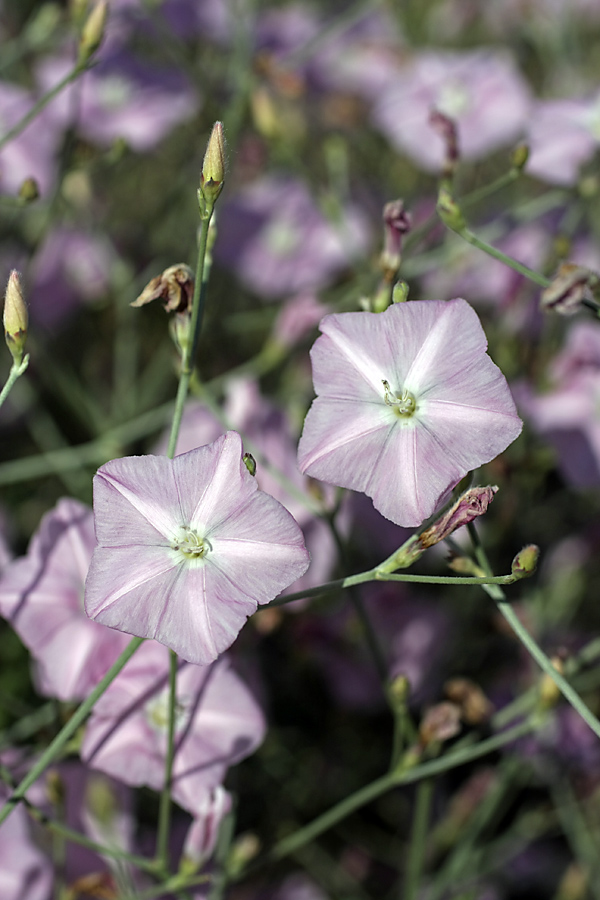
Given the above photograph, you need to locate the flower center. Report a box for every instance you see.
[171,526,211,559]
[382,379,417,418]
[145,690,190,735]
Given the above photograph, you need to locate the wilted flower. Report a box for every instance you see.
[84,432,310,664]
[298,299,522,527]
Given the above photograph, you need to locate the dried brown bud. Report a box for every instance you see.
[445,677,494,725]
[419,486,498,549]
[540,262,599,315]
[419,702,462,747]
[131,264,195,313]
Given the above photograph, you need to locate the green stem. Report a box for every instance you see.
[0,356,29,410]
[0,637,143,828]
[167,201,215,459]
[0,62,89,153]
[458,226,551,288]
[467,523,600,741]
[403,779,434,900]
[264,567,521,609]
[156,650,178,869]
[24,800,157,873]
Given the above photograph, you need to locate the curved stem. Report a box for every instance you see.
[403,778,434,900]
[467,523,600,741]
[0,356,29,410]
[0,637,143,828]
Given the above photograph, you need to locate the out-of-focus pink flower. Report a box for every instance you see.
[0,80,62,195]
[215,175,371,298]
[373,49,531,172]
[84,432,310,664]
[0,498,130,702]
[0,786,52,900]
[517,322,600,486]
[37,50,199,152]
[298,299,522,527]
[81,642,265,815]
[526,95,600,185]
[28,227,118,328]
[272,293,329,348]
[311,8,404,101]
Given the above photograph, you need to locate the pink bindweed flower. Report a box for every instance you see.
[84,432,310,664]
[297,298,522,527]
[81,641,265,814]
[182,786,232,868]
[0,498,129,702]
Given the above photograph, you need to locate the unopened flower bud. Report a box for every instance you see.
[540,262,599,316]
[227,833,261,878]
[4,270,28,365]
[388,674,411,708]
[538,656,564,709]
[445,677,493,725]
[392,281,409,304]
[78,0,108,64]
[437,187,466,233]
[429,110,459,180]
[380,199,412,277]
[199,121,226,208]
[511,544,540,580]
[18,177,40,204]
[243,453,256,476]
[419,486,498,549]
[510,142,529,171]
[419,702,461,747]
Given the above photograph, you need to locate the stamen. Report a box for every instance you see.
[382,380,417,418]
[171,527,211,559]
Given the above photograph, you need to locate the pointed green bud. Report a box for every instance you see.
[392,281,409,303]
[511,544,540,580]
[199,121,226,208]
[437,187,466,233]
[510,143,529,171]
[78,0,108,64]
[4,270,28,365]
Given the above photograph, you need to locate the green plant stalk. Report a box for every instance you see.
[467,523,600,741]
[155,650,179,870]
[0,62,89,153]
[265,568,524,609]
[403,778,434,900]
[24,800,160,872]
[0,637,143,828]
[167,199,215,459]
[0,356,29,410]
